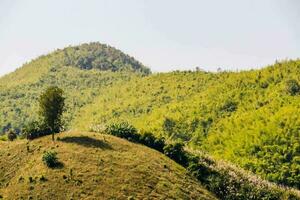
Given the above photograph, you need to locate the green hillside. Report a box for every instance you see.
[75,60,300,189]
[0,131,216,199]
[0,42,299,190]
[0,42,148,133]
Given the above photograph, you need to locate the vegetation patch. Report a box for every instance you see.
[42,151,60,168]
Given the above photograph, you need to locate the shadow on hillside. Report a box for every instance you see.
[60,136,113,150]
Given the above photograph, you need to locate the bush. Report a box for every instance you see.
[286,79,300,95]
[220,100,238,113]
[7,130,17,141]
[106,122,140,142]
[139,132,165,152]
[163,142,188,166]
[22,121,51,140]
[42,151,58,168]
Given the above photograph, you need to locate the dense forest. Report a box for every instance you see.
[0,43,299,190]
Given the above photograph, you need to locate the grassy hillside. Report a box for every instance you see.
[0,42,299,189]
[0,131,216,200]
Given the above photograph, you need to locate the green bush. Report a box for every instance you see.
[106,123,166,152]
[7,130,17,141]
[106,122,140,142]
[163,142,188,166]
[139,132,165,152]
[42,151,58,168]
[22,121,51,140]
[220,100,238,113]
[286,79,300,95]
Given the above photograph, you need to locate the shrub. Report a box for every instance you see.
[42,151,58,168]
[139,132,165,152]
[7,130,17,141]
[286,79,300,95]
[163,142,188,166]
[22,121,51,140]
[220,100,238,113]
[106,122,140,142]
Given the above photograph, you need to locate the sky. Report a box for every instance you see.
[0,0,299,76]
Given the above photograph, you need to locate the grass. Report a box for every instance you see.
[0,131,216,200]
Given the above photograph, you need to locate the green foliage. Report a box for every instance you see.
[7,130,17,141]
[286,79,300,95]
[39,86,65,134]
[61,42,151,75]
[163,142,188,166]
[105,123,166,152]
[22,121,51,140]
[106,122,140,142]
[42,151,58,168]
[139,132,165,152]
[220,100,238,113]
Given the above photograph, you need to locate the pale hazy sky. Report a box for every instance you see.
[0,0,299,76]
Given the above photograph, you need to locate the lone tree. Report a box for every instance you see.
[39,86,65,141]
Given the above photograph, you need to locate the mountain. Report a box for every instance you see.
[0,131,216,199]
[0,42,299,190]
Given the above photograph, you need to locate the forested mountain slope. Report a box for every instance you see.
[0,42,299,189]
[74,60,300,189]
[0,42,149,134]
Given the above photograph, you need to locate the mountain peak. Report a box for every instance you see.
[54,42,151,74]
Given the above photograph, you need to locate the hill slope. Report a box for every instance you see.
[0,42,149,133]
[0,132,216,200]
[74,60,300,189]
[0,42,299,189]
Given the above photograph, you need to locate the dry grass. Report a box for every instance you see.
[0,131,216,200]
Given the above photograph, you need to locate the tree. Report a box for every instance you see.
[286,79,300,96]
[39,86,65,141]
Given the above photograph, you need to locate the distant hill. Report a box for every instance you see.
[0,42,299,189]
[0,42,149,133]
[0,131,216,199]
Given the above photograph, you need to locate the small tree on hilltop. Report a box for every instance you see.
[39,86,65,141]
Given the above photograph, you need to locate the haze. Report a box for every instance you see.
[0,0,299,76]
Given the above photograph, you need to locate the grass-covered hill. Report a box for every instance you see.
[0,42,299,190]
[0,131,216,199]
